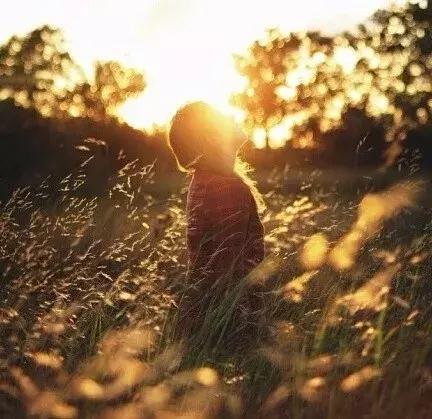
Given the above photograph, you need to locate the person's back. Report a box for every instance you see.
[187,169,263,283]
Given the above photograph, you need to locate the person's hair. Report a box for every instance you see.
[234,158,266,213]
[168,101,230,171]
[168,101,265,212]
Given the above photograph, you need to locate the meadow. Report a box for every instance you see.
[0,157,431,419]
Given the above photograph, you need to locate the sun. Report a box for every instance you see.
[115,1,256,131]
[117,54,246,132]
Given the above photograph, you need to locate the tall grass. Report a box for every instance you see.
[0,156,432,418]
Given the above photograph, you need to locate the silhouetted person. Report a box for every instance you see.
[168,102,265,341]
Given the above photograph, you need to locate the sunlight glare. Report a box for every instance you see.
[0,0,395,132]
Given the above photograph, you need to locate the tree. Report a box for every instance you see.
[232,29,299,149]
[0,25,82,115]
[0,26,145,120]
[357,0,432,129]
[64,61,146,120]
[232,29,357,148]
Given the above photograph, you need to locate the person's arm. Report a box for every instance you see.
[186,183,208,275]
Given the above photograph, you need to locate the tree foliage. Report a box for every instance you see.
[0,26,145,120]
[363,0,432,128]
[233,29,359,148]
[233,0,432,151]
[0,25,81,114]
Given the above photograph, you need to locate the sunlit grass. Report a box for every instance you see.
[0,157,431,418]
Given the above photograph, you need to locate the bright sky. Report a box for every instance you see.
[0,0,393,129]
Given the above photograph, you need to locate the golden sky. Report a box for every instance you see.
[0,0,393,129]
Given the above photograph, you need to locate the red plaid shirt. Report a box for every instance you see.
[186,170,264,284]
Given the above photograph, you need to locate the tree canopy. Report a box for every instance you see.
[232,0,432,151]
[0,26,145,120]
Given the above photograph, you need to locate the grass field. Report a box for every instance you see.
[0,160,431,419]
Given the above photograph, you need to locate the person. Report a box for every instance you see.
[168,101,265,341]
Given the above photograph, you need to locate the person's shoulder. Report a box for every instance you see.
[209,173,248,193]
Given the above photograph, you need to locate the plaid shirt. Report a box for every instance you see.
[186,170,264,285]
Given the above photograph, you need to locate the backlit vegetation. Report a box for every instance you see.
[0,159,431,418]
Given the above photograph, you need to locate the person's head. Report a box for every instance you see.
[168,101,246,174]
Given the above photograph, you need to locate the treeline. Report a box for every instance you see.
[233,0,432,171]
[1,1,432,199]
[0,99,175,199]
[1,95,429,201]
